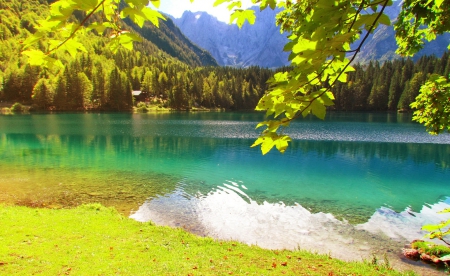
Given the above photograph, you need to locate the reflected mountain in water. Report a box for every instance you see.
[131,184,450,274]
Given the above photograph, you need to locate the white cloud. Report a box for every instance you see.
[155,0,255,23]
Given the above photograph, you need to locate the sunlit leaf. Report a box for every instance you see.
[22,50,47,66]
[22,32,45,50]
[378,13,391,26]
[274,135,291,154]
[150,0,161,8]
[310,99,326,119]
[260,0,276,10]
[438,209,450,214]
[227,1,241,10]
[422,220,450,231]
[213,0,232,7]
[230,9,255,28]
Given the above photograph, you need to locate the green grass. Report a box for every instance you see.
[0,204,414,275]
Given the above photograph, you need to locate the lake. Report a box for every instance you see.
[1,112,450,274]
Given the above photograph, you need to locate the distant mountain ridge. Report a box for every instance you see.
[172,7,290,68]
[172,3,449,67]
[353,0,450,63]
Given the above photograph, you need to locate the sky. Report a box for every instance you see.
[155,0,255,23]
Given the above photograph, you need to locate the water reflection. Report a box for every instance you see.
[131,184,450,274]
[2,132,450,168]
[1,130,450,221]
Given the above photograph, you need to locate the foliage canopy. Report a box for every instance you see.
[21,0,450,154]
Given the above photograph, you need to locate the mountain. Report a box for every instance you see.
[172,7,290,68]
[172,3,449,67]
[353,1,450,63]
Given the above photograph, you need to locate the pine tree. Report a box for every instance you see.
[32,78,52,110]
[387,68,402,110]
[53,74,67,110]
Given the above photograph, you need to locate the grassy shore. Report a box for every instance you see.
[0,204,414,275]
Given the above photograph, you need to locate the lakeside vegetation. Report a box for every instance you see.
[0,204,413,275]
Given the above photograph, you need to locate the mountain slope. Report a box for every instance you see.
[172,7,290,68]
[125,16,218,67]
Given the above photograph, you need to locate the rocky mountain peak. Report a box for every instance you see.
[173,7,290,68]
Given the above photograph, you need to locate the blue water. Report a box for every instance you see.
[1,112,450,272]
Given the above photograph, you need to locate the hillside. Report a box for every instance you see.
[125,15,218,67]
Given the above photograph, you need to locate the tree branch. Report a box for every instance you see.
[46,0,108,55]
[288,0,391,123]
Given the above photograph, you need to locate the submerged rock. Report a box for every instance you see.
[402,248,420,260]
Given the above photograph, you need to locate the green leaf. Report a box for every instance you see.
[251,134,275,155]
[320,91,335,106]
[261,142,275,155]
[109,37,121,53]
[86,22,108,33]
[214,0,231,7]
[121,6,165,28]
[260,0,276,10]
[310,99,326,119]
[422,220,450,231]
[292,38,317,54]
[378,13,391,26]
[435,0,444,8]
[62,39,88,57]
[22,32,45,50]
[22,50,47,66]
[49,0,75,18]
[142,7,166,27]
[126,0,150,7]
[353,13,381,31]
[274,135,291,154]
[36,19,63,32]
[230,9,255,28]
[150,0,161,8]
[103,1,117,21]
[438,209,450,214]
[227,1,242,10]
[73,0,99,11]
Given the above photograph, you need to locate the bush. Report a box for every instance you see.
[11,102,24,112]
[135,102,148,113]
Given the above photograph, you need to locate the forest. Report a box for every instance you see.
[1,0,450,112]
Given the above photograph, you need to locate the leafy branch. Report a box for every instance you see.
[21,0,165,68]
[46,0,107,55]
[248,0,393,154]
[288,0,390,124]
[422,208,450,245]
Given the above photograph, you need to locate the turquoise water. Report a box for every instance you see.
[1,112,450,272]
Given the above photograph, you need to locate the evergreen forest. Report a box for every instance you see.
[1,0,450,113]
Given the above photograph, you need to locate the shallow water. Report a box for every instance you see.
[1,112,450,274]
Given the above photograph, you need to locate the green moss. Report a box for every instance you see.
[412,241,450,257]
[0,204,413,275]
